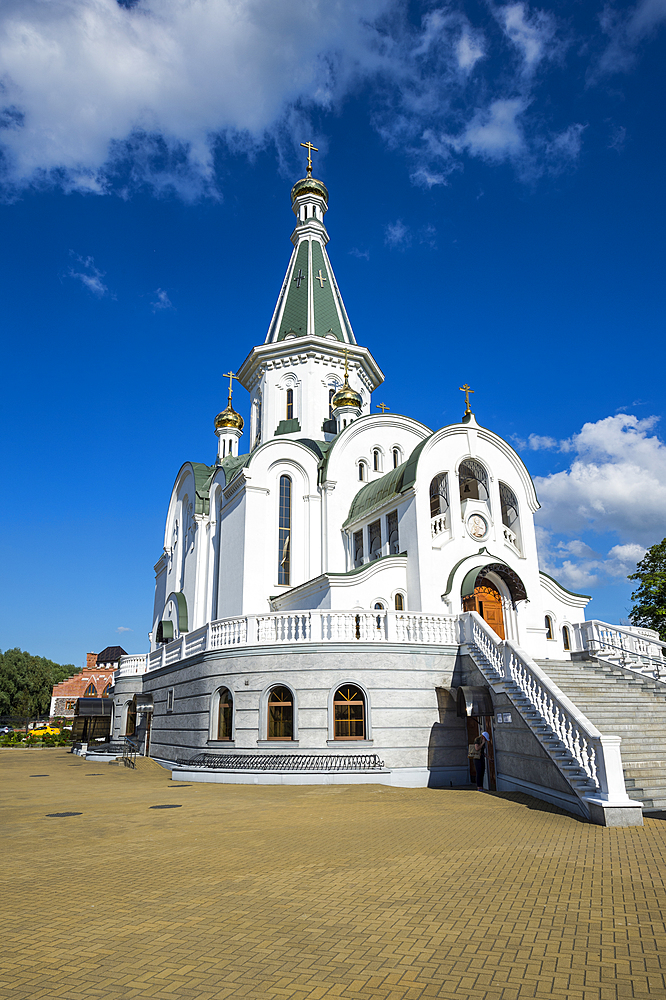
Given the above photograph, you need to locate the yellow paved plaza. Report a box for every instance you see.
[2,749,666,1000]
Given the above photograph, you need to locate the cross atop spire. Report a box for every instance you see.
[459,383,474,417]
[300,141,318,177]
[223,370,240,406]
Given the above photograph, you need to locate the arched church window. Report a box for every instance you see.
[387,510,399,554]
[394,593,404,611]
[429,473,450,518]
[459,460,489,502]
[217,688,233,740]
[373,449,381,472]
[286,387,294,420]
[329,388,335,419]
[499,483,519,529]
[267,686,293,740]
[545,615,554,640]
[334,685,366,740]
[102,683,112,698]
[393,448,401,468]
[278,475,291,586]
[358,462,367,481]
[84,683,97,697]
[369,519,382,560]
[562,625,571,651]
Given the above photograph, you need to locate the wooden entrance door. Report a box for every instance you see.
[463,582,505,639]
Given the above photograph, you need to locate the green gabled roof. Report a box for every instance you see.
[296,439,328,461]
[399,434,433,492]
[311,241,344,342]
[219,452,251,484]
[191,463,217,515]
[343,462,406,528]
[341,435,433,528]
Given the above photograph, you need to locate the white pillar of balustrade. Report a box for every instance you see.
[595,735,629,800]
[245,615,258,646]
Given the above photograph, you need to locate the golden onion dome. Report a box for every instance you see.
[331,377,362,411]
[290,176,329,205]
[214,403,244,432]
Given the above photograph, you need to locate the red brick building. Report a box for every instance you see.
[50,647,127,719]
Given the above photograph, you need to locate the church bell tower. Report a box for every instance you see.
[236,145,383,446]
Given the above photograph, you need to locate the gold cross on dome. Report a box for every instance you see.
[223,370,240,402]
[459,383,474,415]
[376,402,390,413]
[315,268,327,288]
[300,141,319,177]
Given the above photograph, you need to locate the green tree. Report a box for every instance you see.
[628,538,666,641]
[0,648,78,719]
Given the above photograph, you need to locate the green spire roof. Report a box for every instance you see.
[265,177,356,345]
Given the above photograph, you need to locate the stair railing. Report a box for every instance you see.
[122,737,139,769]
[459,612,631,804]
[575,620,666,679]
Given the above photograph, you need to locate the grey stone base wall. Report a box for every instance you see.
[133,643,467,777]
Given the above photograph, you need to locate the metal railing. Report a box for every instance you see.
[176,752,386,771]
[122,737,139,769]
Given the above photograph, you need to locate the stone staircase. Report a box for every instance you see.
[537,658,666,812]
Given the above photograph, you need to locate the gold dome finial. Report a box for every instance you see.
[215,371,244,432]
[331,349,362,410]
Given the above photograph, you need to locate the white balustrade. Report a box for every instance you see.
[144,609,459,668]
[462,611,633,803]
[183,625,208,658]
[503,525,518,547]
[116,654,148,677]
[430,514,447,537]
[576,619,666,678]
[210,618,247,648]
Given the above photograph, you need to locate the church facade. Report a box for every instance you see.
[108,160,647,824]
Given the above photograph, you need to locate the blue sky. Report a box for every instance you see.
[1,0,665,666]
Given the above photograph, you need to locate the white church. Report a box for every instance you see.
[109,152,666,827]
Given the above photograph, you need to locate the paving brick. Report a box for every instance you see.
[2,749,666,999]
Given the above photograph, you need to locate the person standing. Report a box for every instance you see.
[474,732,488,791]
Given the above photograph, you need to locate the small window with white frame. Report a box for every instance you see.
[166,688,174,713]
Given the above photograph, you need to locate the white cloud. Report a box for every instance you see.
[0,0,597,198]
[535,414,666,543]
[597,0,666,76]
[444,98,527,162]
[456,30,485,71]
[66,253,110,297]
[385,219,411,249]
[497,3,559,75]
[534,414,666,591]
[116,626,133,633]
[348,247,370,260]
[151,288,173,311]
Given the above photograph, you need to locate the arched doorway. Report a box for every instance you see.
[455,687,496,790]
[463,581,505,639]
[460,561,528,642]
